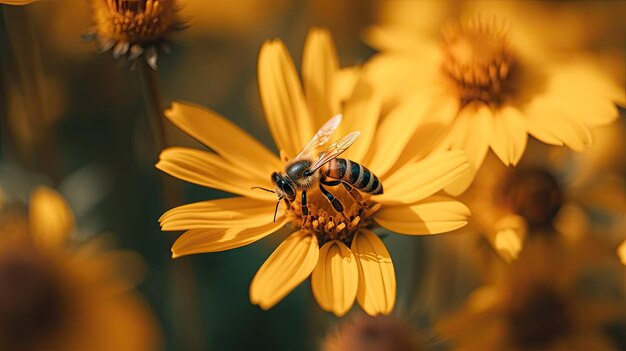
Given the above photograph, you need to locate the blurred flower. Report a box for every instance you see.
[0,187,161,351]
[84,0,185,69]
[463,141,626,263]
[323,314,424,351]
[365,9,624,193]
[158,29,471,317]
[438,238,623,351]
[619,240,626,266]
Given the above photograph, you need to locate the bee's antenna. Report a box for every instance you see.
[251,186,275,193]
[273,197,283,223]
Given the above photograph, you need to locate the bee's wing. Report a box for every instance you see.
[295,114,342,159]
[308,131,360,173]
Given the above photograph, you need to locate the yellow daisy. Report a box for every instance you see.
[365,11,625,192]
[84,0,185,68]
[157,28,471,316]
[463,141,626,264]
[0,187,161,351]
[438,237,623,351]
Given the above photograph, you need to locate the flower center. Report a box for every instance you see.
[285,186,380,246]
[441,17,515,106]
[0,247,66,349]
[499,167,562,231]
[93,0,177,44]
[507,285,572,347]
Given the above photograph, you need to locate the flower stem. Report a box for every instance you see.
[137,61,207,351]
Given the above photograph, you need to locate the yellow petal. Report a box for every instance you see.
[618,240,626,266]
[444,102,492,195]
[377,150,469,205]
[351,230,396,316]
[250,231,319,309]
[160,197,280,231]
[171,218,287,257]
[338,79,381,163]
[29,186,75,250]
[374,195,470,235]
[364,25,441,57]
[164,101,281,178]
[302,28,341,127]
[156,147,275,201]
[366,91,458,177]
[258,39,314,157]
[493,229,523,263]
[525,96,593,151]
[0,0,36,4]
[311,240,358,316]
[334,66,361,103]
[489,105,528,166]
[544,63,623,124]
[489,215,528,263]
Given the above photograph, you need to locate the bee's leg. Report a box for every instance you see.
[318,183,349,221]
[301,190,309,216]
[321,178,366,208]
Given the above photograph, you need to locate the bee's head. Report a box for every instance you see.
[271,172,296,201]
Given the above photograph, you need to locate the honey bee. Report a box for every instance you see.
[253,115,383,222]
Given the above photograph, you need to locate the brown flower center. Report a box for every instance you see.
[499,167,563,231]
[507,285,572,347]
[0,247,66,349]
[441,17,515,106]
[93,0,177,44]
[285,186,380,246]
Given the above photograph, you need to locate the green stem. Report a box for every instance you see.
[137,60,206,351]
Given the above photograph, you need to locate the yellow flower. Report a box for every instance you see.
[323,314,425,351]
[157,28,471,317]
[438,237,623,351]
[85,0,185,68]
[463,141,626,264]
[365,10,625,193]
[0,187,161,351]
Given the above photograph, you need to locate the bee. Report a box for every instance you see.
[254,114,383,222]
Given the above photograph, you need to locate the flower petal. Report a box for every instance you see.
[302,28,341,127]
[351,230,396,316]
[164,101,281,178]
[618,240,626,266]
[160,197,280,231]
[374,195,470,235]
[171,218,288,257]
[489,105,528,166]
[311,240,358,316]
[29,187,75,250]
[366,91,459,177]
[377,150,469,205]
[444,102,492,195]
[250,231,319,309]
[258,39,314,157]
[338,79,381,163]
[156,147,275,201]
[525,96,593,151]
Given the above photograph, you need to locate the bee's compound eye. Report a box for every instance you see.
[271,172,281,185]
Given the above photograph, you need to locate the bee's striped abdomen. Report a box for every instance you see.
[325,158,383,194]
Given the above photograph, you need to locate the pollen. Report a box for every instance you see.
[441,16,515,106]
[285,187,380,246]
